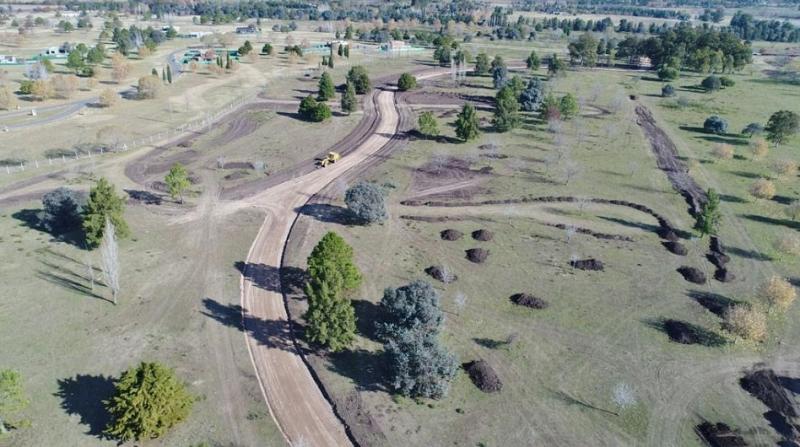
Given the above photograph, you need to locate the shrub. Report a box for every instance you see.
[774,234,800,256]
[724,305,767,342]
[711,143,734,160]
[657,65,679,81]
[701,75,721,92]
[298,95,331,122]
[760,276,797,311]
[137,75,160,99]
[344,181,387,224]
[720,76,735,87]
[749,138,769,160]
[558,93,579,120]
[417,111,439,138]
[41,187,87,234]
[704,115,728,134]
[771,159,798,178]
[18,80,34,95]
[98,88,118,108]
[661,84,675,97]
[519,77,544,112]
[397,73,417,91]
[742,122,764,137]
[765,110,800,145]
[346,65,370,94]
[749,178,776,200]
[786,200,800,221]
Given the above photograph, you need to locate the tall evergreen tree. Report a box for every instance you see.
[304,265,357,351]
[696,188,722,236]
[307,232,362,291]
[318,71,335,101]
[455,103,480,142]
[341,81,357,114]
[166,65,172,83]
[83,177,129,248]
[493,86,520,132]
[474,52,490,75]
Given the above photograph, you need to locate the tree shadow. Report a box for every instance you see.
[36,270,108,302]
[124,189,163,205]
[295,203,361,225]
[729,170,762,179]
[687,290,740,317]
[678,125,708,134]
[550,389,618,416]
[11,208,86,248]
[725,245,772,261]
[279,265,308,296]
[598,216,660,233]
[54,374,115,438]
[644,317,727,347]
[201,297,295,351]
[234,261,283,292]
[326,348,387,393]
[351,299,381,341]
[473,337,509,349]
[779,376,800,395]
[764,410,800,441]
[742,214,800,231]
[404,129,461,144]
[719,193,746,203]
[774,195,795,206]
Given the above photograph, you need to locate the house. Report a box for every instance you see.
[235,24,258,34]
[186,31,212,38]
[0,55,18,64]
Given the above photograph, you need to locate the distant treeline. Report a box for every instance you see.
[728,10,800,42]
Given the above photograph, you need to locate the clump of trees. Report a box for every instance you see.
[344,181,387,224]
[474,52,490,75]
[346,66,370,94]
[455,104,480,141]
[657,65,679,81]
[526,50,540,71]
[298,95,332,122]
[519,77,545,112]
[104,362,194,442]
[304,232,361,351]
[376,281,458,399]
[397,73,417,91]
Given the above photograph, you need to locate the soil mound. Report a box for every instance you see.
[658,227,680,242]
[663,241,688,255]
[708,252,731,269]
[570,258,604,271]
[510,293,548,309]
[425,266,457,283]
[715,269,736,283]
[677,266,706,284]
[440,229,463,241]
[696,421,747,447]
[471,229,494,241]
[663,320,703,344]
[466,248,489,264]
[740,369,797,418]
[463,360,502,393]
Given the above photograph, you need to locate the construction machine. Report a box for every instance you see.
[315,151,341,168]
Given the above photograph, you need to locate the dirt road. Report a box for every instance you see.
[239,90,400,447]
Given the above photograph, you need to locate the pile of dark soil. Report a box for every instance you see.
[708,252,731,269]
[425,266,457,283]
[677,266,706,284]
[440,229,463,241]
[510,293,548,309]
[740,369,798,418]
[463,360,502,393]
[466,248,489,264]
[658,226,680,242]
[695,422,747,447]
[220,161,254,170]
[715,269,736,283]
[661,319,724,345]
[471,229,494,241]
[224,170,250,181]
[570,258,604,271]
[663,241,688,255]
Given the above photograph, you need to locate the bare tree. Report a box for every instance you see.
[84,254,95,291]
[100,218,120,304]
[453,292,467,315]
[561,160,582,185]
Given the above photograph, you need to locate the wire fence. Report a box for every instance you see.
[1,93,252,178]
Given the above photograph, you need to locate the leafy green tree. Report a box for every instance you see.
[340,81,357,114]
[397,73,417,91]
[662,84,676,97]
[346,65,370,94]
[41,187,86,234]
[318,71,335,101]
[696,188,722,236]
[567,33,599,67]
[490,55,508,89]
[0,369,29,434]
[701,75,721,91]
[519,77,545,112]
[104,362,194,442]
[261,43,273,55]
[345,181,387,224]
[86,45,105,64]
[238,40,253,55]
[83,177,129,248]
[165,163,190,203]
[298,95,330,122]
[455,103,480,142]
[541,93,561,120]
[493,86,520,132]
[66,50,84,72]
[304,263,357,351]
[765,110,800,145]
[548,53,566,77]
[526,50,540,71]
[312,102,332,121]
[417,111,439,138]
[704,115,728,134]
[376,281,443,340]
[559,93,579,120]
[474,52,490,75]
[307,231,362,292]
[657,65,679,81]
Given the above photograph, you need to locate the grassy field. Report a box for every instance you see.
[283,62,798,446]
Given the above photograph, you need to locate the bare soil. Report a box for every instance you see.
[471,229,494,241]
[440,229,464,241]
[466,248,489,264]
[510,293,548,309]
[740,369,798,418]
[570,258,604,271]
[677,266,707,284]
[463,360,503,393]
[695,421,748,447]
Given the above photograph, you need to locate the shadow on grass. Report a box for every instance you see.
[352,299,381,342]
[327,348,387,393]
[741,214,800,231]
[473,337,510,349]
[36,270,108,302]
[696,135,748,146]
[11,208,86,248]
[201,297,296,351]
[124,189,163,205]
[550,389,619,416]
[295,203,362,225]
[598,216,661,233]
[687,290,740,317]
[644,317,727,346]
[234,261,305,294]
[720,193,746,203]
[55,374,115,438]
[726,245,773,261]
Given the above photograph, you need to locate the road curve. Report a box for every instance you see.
[240,90,399,447]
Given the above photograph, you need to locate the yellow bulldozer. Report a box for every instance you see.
[315,151,341,168]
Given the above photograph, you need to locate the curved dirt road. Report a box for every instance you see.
[239,90,400,447]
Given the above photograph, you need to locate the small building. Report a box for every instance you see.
[0,55,18,64]
[162,25,179,33]
[235,24,258,34]
[186,31,212,38]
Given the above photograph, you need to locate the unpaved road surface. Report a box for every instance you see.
[239,90,400,447]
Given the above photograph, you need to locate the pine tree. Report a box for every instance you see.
[318,71,335,101]
[696,188,722,237]
[455,103,480,142]
[344,45,350,58]
[161,67,166,82]
[493,86,519,132]
[304,270,357,351]
[166,65,172,84]
[83,177,129,248]
[307,232,362,291]
[338,44,344,57]
[328,55,334,68]
[341,81,357,114]
[151,68,158,77]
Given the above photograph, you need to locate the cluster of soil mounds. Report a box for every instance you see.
[677,266,706,284]
[658,226,680,242]
[740,369,798,418]
[715,269,736,283]
[424,266,457,283]
[663,241,688,255]
[471,229,494,241]
[510,293,548,309]
[570,258,604,271]
[696,421,747,447]
[547,222,633,241]
[708,236,735,283]
[463,360,502,393]
[440,229,463,241]
[466,248,489,264]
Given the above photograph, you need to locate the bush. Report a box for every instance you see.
[104,362,194,442]
[519,77,544,112]
[701,75,721,92]
[771,159,798,178]
[720,76,735,87]
[704,115,728,134]
[397,73,417,91]
[749,178,776,200]
[742,122,764,137]
[661,84,675,97]
[774,234,800,257]
[346,65,370,94]
[749,138,769,160]
[657,65,679,81]
[298,95,330,122]
[558,93,579,120]
[344,181,387,224]
[137,75,160,99]
[18,80,34,95]
[711,143,734,160]
[98,88,118,108]
[760,276,797,311]
[724,305,767,342]
[41,187,87,233]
